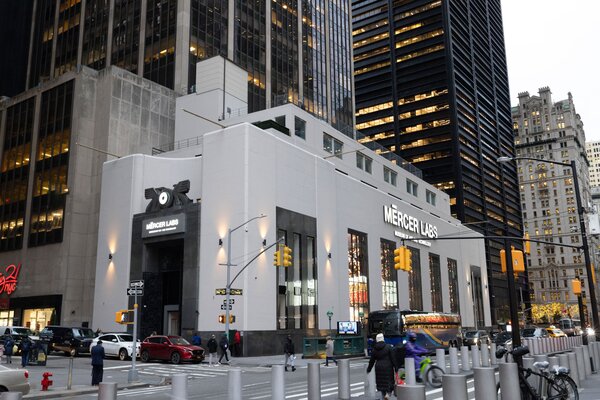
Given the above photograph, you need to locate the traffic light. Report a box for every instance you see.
[500,247,525,274]
[404,246,412,272]
[218,314,236,323]
[115,310,131,324]
[283,246,292,267]
[572,279,582,296]
[524,232,531,255]
[394,247,404,270]
[273,249,281,267]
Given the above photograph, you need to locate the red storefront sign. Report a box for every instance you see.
[0,263,21,295]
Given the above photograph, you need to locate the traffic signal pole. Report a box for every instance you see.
[128,292,139,383]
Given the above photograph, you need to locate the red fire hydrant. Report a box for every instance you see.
[41,372,53,391]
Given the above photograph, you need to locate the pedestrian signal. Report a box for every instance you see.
[218,314,236,324]
[115,310,132,324]
[500,247,525,274]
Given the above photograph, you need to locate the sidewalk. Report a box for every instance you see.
[23,383,150,400]
[578,372,600,400]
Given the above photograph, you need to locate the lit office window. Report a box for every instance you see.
[323,133,343,158]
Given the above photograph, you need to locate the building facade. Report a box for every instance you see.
[512,88,592,317]
[21,0,354,132]
[351,0,523,323]
[0,66,175,330]
[586,141,600,188]
[93,89,492,355]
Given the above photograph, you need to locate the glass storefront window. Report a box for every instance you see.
[23,308,55,332]
[408,247,422,310]
[380,239,398,310]
[348,229,369,321]
[0,310,15,326]
[429,253,442,312]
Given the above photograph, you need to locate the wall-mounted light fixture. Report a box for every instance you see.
[108,253,113,261]
[328,253,332,259]
[219,238,223,246]
[262,239,267,246]
[466,280,471,286]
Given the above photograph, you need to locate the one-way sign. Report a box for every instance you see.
[130,280,144,289]
[127,288,143,296]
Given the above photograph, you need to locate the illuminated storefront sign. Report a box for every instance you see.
[0,263,21,295]
[142,214,186,238]
[383,204,438,246]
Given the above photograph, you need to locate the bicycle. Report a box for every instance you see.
[397,353,445,388]
[495,345,578,400]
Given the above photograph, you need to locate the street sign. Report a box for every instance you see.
[215,288,243,296]
[220,304,232,310]
[127,288,143,296]
[223,299,235,305]
[130,280,144,289]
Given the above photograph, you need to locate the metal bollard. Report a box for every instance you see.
[460,346,471,371]
[449,347,460,373]
[473,367,496,400]
[548,355,559,367]
[365,369,377,399]
[558,353,570,370]
[67,357,73,390]
[272,365,285,399]
[532,339,540,355]
[338,359,350,400]
[583,345,592,377]
[523,357,538,389]
[499,363,520,400]
[471,346,481,368]
[228,368,242,400]
[436,348,447,373]
[568,352,580,386]
[490,343,497,365]
[0,393,23,400]
[405,357,416,385]
[395,384,426,400]
[481,343,490,367]
[98,382,117,400]
[171,374,188,400]
[593,342,600,373]
[308,362,321,400]
[442,374,468,400]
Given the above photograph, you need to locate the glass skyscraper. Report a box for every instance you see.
[352,0,525,323]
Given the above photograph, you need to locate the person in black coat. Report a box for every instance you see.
[367,333,396,399]
[283,335,296,372]
[3,334,14,364]
[218,334,230,364]
[20,337,31,368]
[207,334,218,366]
[91,340,105,385]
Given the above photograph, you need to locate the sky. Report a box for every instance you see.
[502,0,599,141]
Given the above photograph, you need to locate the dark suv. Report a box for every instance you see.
[40,326,97,356]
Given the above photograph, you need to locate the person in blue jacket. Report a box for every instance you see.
[404,331,429,380]
[91,340,105,385]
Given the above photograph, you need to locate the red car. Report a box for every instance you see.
[140,335,205,364]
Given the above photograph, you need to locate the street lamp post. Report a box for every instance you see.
[498,156,600,333]
[224,214,266,342]
[327,310,334,335]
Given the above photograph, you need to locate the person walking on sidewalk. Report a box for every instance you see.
[90,340,105,386]
[218,334,230,364]
[207,335,218,366]
[284,335,296,372]
[3,334,14,364]
[233,331,241,357]
[20,337,31,368]
[325,336,338,367]
[367,333,396,400]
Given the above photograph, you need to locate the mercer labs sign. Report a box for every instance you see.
[383,204,438,247]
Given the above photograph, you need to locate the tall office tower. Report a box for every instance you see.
[586,141,600,188]
[351,0,523,323]
[512,88,592,313]
[23,0,353,131]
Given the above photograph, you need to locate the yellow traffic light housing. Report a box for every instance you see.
[572,279,582,295]
[524,232,531,255]
[500,247,525,274]
[115,310,132,324]
[218,314,236,323]
[404,246,412,272]
[283,246,292,267]
[394,247,404,270]
[273,249,281,267]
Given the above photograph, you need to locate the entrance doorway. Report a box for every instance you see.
[165,306,180,335]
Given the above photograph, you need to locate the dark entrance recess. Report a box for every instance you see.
[130,203,200,340]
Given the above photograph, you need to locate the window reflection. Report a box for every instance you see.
[348,229,369,321]
[380,239,398,310]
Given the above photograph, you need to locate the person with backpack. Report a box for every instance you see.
[207,334,218,366]
[20,337,31,368]
[3,334,14,364]
[366,333,396,400]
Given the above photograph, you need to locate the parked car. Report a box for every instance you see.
[40,326,97,356]
[90,333,140,361]
[0,365,30,394]
[522,327,549,339]
[494,331,513,346]
[140,335,204,364]
[463,330,489,347]
[0,326,39,352]
[546,327,567,338]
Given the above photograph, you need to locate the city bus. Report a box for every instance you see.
[367,310,462,351]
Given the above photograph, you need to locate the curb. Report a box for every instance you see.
[24,382,152,399]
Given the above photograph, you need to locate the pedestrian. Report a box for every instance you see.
[325,336,338,366]
[218,334,230,364]
[20,337,31,368]
[192,332,201,346]
[405,331,429,382]
[283,335,296,372]
[3,335,13,364]
[233,331,241,357]
[207,334,218,366]
[366,333,396,400]
[91,340,105,385]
